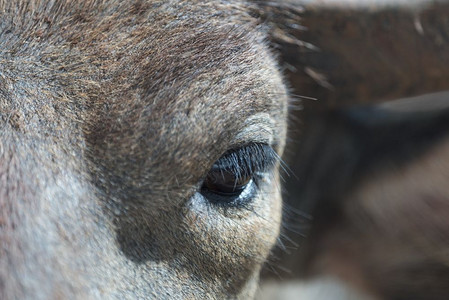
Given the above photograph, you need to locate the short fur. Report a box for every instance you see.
[0,1,289,299]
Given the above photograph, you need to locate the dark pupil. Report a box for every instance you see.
[203,169,251,196]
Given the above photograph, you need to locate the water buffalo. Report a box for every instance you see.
[0,1,289,298]
[4,1,449,299]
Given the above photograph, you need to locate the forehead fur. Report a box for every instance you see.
[1,0,288,196]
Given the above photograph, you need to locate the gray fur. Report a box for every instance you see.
[0,1,289,299]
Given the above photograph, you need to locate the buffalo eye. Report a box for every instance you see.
[200,143,278,207]
[202,169,252,197]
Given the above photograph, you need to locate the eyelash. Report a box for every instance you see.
[213,143,278,178]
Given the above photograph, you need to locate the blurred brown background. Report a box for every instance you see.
[259,0,449,283]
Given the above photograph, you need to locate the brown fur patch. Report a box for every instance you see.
[0,1,289,299]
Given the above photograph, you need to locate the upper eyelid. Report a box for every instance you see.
[231,113,277,146]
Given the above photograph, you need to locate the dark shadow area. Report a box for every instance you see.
[260,0,449,281]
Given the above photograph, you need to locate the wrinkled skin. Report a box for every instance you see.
[0,1,288,299]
